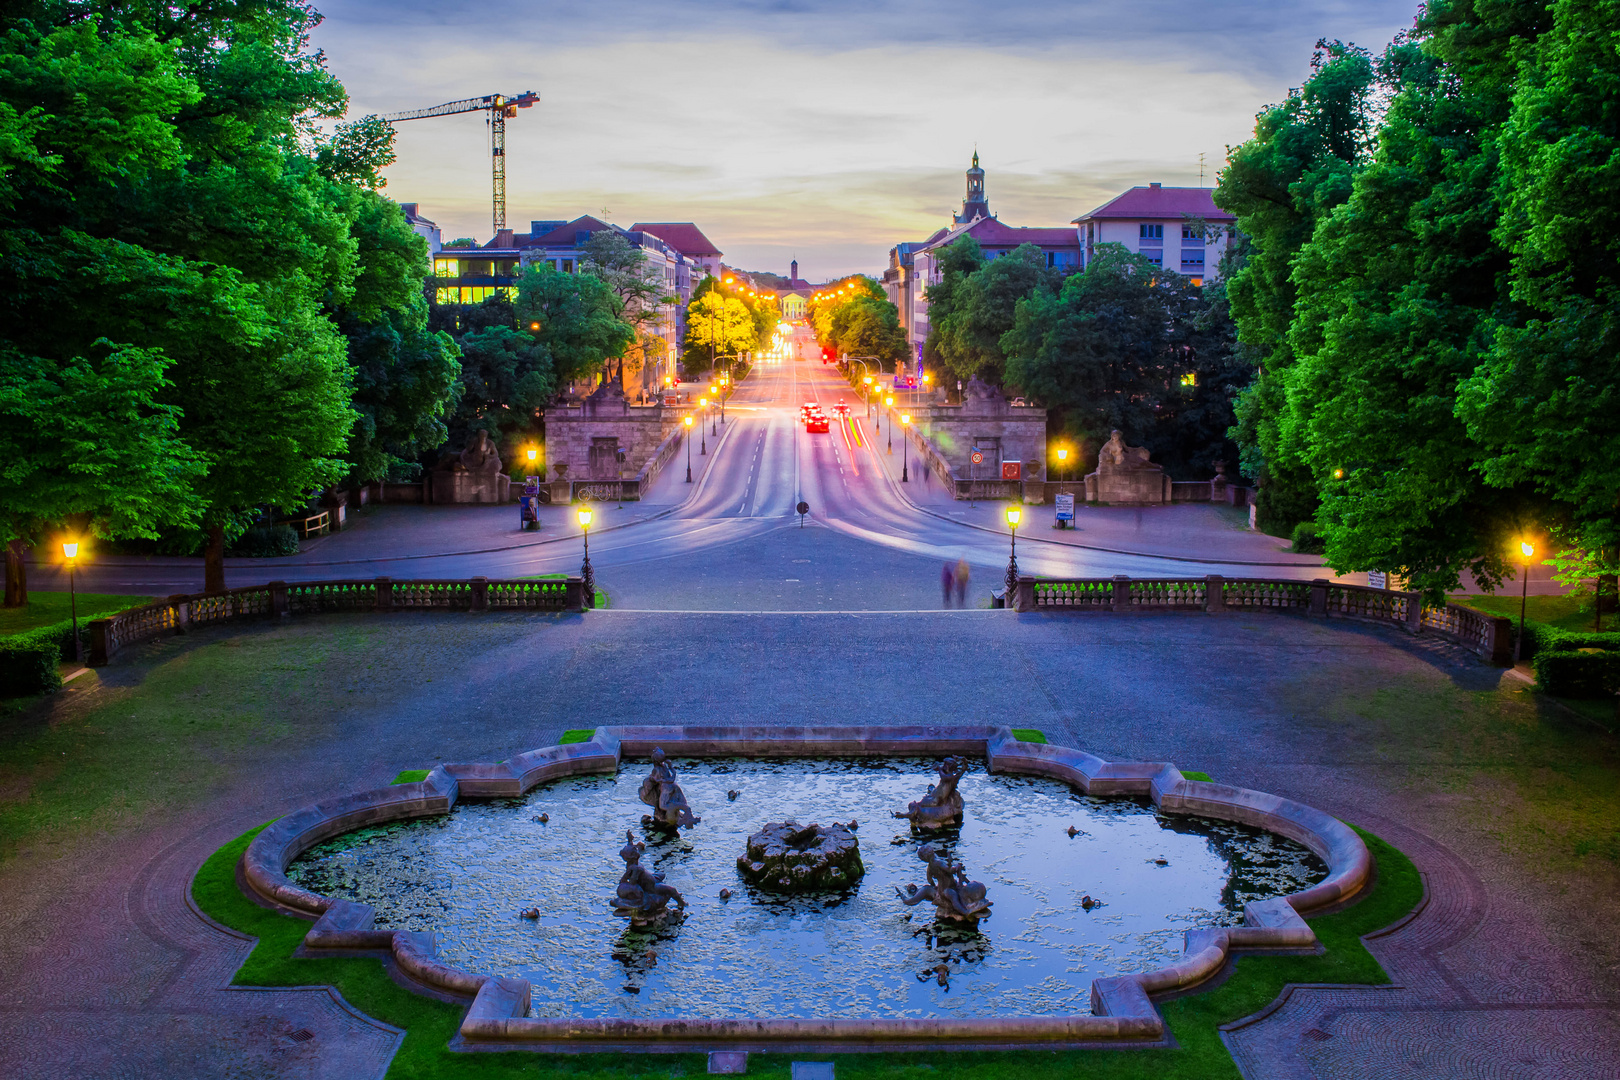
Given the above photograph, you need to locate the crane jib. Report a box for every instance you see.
[374,91,539,234]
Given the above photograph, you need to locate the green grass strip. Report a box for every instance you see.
[1179,771,1212,783]
[192,820,1417,1079]
[390,770,430,785]
[1010,728,1047,744]
[558,729,595,744]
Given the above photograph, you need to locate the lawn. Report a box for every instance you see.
[0,591,153,636]
[1451,591,1611,632]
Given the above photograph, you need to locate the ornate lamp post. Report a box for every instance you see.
[683,415,694,482]
[1004,506,1021,600]
[578,506,595,607]
[901,414,911,481]
[718,373,729,425]
[1055,447,1068,486]
[885,395,894,453]
[1516,539,1534,663]
[700,397,710,448]
[62,541,80,663]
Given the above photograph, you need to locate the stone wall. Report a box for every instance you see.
[910,376,1048,502]
[544,392,686,502]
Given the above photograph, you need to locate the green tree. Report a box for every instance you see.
[685,287,757,370]
[512,264,634,390]
[1003,244,1247,478]
[449,325,553,451]
[927,243,1062,387]
[580,230,676,391]
[920,237,987,384]
[1214,40,1379,534]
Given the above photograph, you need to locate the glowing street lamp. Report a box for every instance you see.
[700,397,712,444]
[577,506,595,606]
[1055,447,1069,485]
[683,415,694,482]
[1004,506,1022,600]
[885,395,894,453]
[901,414,911,482]
[62,541,80,663]
[1516,539,1535,663]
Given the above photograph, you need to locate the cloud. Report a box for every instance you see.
[317,0,1417,274]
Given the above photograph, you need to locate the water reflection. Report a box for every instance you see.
[288,758,1326,1019]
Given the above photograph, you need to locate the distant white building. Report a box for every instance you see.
[1071,183,1235,285]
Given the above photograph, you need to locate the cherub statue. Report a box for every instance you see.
[895,842,992,922]
[638,748,700,830]
[610,830,686,924]
[893,757,967,828]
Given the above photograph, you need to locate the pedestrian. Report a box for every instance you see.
[941,561,954,608]
[954,558,970,608]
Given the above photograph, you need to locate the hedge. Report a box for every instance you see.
[1534,650,1620,700]
[0,627,65,696]
[1521,621,1620,660]
[1289,522,1326,555]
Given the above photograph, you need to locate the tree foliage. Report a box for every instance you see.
[579,229,675,387]
[925,240,1063,386]
[1003,244,1249,479]
[806,276,905,367]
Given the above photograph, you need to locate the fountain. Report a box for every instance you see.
[893,756,966,828]
[610,830,686,925]
[896,842,992,921]
[737,820,864,891]
[638,747,700,830]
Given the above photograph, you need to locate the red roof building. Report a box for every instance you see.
[1072,183,1235,284]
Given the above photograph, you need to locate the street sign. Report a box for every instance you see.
[1368,570,1388,590]
[971,450,985,465]
[1002,461,1022,481]
[1055,493,1075,524]
[796,500,810,528]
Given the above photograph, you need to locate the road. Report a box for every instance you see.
[52,331,1385,603]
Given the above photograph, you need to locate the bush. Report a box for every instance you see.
[1533,650,1620,699]
[228,524,299,558]
[1290,521,1326,554]
[0,628,64,696]
[1520,621,1620,660]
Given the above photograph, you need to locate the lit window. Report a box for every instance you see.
[562,259,575,274]
[1180,373,1197,387]
[433,258,459,278]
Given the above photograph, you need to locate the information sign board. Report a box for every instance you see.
[1367,570,1388,590]
[1055,493,1075,522]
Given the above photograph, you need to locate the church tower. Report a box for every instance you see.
[955,151,989,224]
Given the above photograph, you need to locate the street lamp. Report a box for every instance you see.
[578,506,595,607]
[885,395,894,453]
[683,416,694,481]
[700,397,711,448]
[62,541,80,663]
[901,414,911,482]
[1516,539,1535,663]
[862,375,873,418]
[1004,506,1022,600]
[1055,447,1068,486]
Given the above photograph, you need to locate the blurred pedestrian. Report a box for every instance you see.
[954,558,970,607]
[941,561,955,608]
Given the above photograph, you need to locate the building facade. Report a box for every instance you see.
[1072,183,1235,285]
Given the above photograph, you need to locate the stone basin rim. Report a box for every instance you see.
[235,724,1371,1051]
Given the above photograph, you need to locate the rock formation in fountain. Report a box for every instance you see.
[737,821,865,892]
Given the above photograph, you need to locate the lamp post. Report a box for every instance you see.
[522,447,540,530]
[862,375,873,418]
[1004,506,1021,600]
[901,414,911,482]
[700,398,710,449]
[1516,539,1534,663]
[62,541,80,663]
[1056,447,1068,486]
[683,416,693,481]
[885,395,894,453]
[578,506,595,607]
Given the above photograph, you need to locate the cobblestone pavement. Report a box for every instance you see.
[0,549,1615,1077]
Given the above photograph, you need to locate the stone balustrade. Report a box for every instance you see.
[1019,574,1513,665]
[87,576,586,666]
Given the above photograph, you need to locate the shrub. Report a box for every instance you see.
[228,524,299,558]
[0,629,64,696]
[1533,650,1620,699]
[1521,621,1620,660]
[1289,522,1326,554]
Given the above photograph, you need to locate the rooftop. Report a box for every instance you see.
[1074,184,1234,223]
[630,222,722,258]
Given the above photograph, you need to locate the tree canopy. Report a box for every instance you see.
[807,277,906,368]
[924,240,1063,386]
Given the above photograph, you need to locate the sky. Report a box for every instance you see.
[313,0,1417,280]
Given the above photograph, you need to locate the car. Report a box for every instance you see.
[806,415,829,433]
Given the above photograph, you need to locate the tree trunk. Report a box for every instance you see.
[204,523,226,594]
[4,538,27,608]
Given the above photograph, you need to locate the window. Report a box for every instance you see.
[561,259,575,274]
[1142,249,1163,266]
[1181,224,1202,241]
[433,258,459,278]
[1139,223,1163,246]
[1180,249,1206,272]
[1180,372,1197,387]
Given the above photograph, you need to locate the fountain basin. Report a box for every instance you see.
[239,725,1372,1051]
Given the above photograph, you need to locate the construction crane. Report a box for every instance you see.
[379,91,539,234]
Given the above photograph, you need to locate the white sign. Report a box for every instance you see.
[1055,493,1075,522]
[1367,570,1388,590]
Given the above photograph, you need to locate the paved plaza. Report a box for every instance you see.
[2,523,1618,1078]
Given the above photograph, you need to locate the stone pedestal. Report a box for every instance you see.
[1083,430,1169,505]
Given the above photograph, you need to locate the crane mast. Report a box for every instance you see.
[379,91,539,234]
